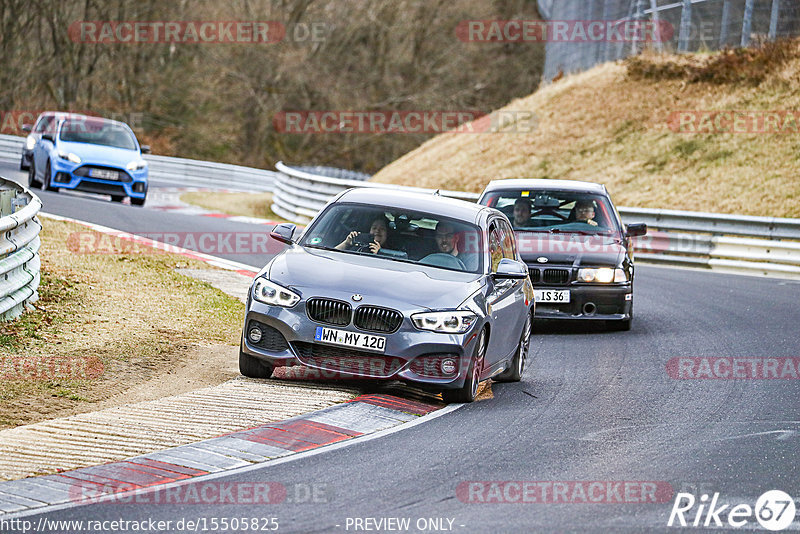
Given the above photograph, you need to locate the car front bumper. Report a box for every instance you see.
[242,300,482,390]
[50,159,148,199]
[534,283,632,320]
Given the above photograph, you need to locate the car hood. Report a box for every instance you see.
[516,233,625,267]
[266,246,484,311]
[58,140,141,168]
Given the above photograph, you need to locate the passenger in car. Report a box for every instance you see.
[513,198,532,228]
[574,200,598,226]
[336,216,390,253]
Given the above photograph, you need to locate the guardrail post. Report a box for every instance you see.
[0,187,16,216]
[720,0,732,46]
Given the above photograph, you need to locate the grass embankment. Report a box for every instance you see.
[0,219,244,429]
[180,192,287,222]
[372,39,800,218]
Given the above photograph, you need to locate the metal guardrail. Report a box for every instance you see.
[274,163,800,280]
[0,134,278,192]
[272,161,479,223]
[0,177,42,321]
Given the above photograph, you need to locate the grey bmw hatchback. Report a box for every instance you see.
[240,189,535,403]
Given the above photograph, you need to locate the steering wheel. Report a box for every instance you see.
[420,253,466,271]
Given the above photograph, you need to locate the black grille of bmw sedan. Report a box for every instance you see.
[292,342,403,378]
[306,298,352,326]
[354,306,403,333]
[543,268,571,284]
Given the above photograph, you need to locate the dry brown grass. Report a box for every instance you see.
[0,219,244,429]
[372,38,800,218]
[180,192,288,222]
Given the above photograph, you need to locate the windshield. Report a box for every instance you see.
[481,190,622,237]
[59,118,138,150]
[299,203,484,274]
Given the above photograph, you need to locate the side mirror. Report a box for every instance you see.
[626,223,647,237]
[493,258,528,280]
[21,124,32,133]
[270,223,296,244]
[41,133,55,143]
[140,145,151,154]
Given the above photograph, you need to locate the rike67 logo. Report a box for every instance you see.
[668,490,796,531]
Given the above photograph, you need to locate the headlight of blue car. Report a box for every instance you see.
[58,151,81,164]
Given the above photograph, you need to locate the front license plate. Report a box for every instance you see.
[534,290,570,303]
[90,168,118,180]
[314,327,386,353]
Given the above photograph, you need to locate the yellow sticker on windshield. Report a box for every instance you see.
[521,191,530,197]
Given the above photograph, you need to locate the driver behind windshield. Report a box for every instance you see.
[336,216,389,254]
[513,198,532,228]
[574,199,598,226]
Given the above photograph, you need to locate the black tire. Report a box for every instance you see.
[27,160,40,188]
[442,327,486,404]
[130,196,146,207]
[20,156,28,171]
[608,296,633,331]
[495,312,531,383]
[111,195,126,203]
[42,160,53,191]
[239,348,275,379]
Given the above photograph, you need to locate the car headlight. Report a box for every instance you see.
[578,268,627,283]
[252,277,300,307]
[57,151,81,164]
[25,135,36,150]
[411,310,477,334]
[126,160,147,171]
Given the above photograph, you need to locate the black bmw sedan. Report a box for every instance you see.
[478,179,646,331]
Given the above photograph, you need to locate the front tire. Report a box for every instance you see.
[495,312,531,383]
[442,327,486,404]
[111,195,125,203]
[239,348,275,379]
[131,196,146,207]
[42,160,53,191]
[28,160,40,188]
[607,299,633,331]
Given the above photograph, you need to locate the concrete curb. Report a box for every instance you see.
[0,394,445,516]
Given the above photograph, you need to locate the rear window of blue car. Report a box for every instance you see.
[300,203,484,274]
[60,118,137,150]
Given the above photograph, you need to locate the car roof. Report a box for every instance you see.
[482,179,608,195]
[337,188,495,224]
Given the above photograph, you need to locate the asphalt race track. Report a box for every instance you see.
[3,161,799,532]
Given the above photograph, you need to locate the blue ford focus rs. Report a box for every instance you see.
[240,189,535,403]
[28,115,149,206]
